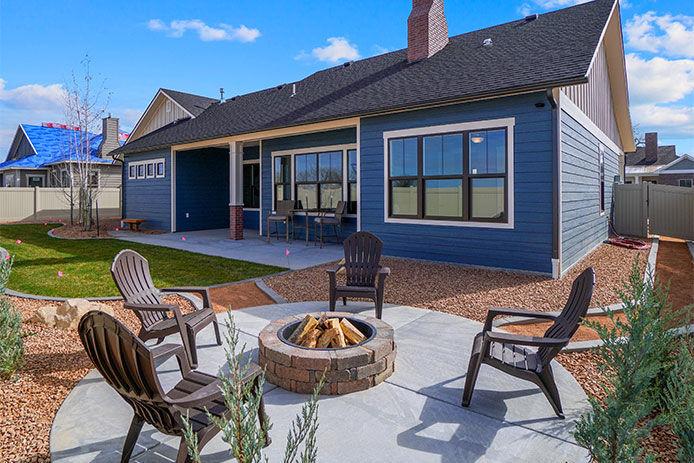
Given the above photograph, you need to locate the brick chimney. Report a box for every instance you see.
[408,0,449,63]
[98,116,120,158]
[644,132,658,164]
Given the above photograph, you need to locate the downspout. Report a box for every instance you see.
[546,89,561,278]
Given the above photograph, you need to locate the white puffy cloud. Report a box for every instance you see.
[147,19,260,43]
[630,104,694,139]
[626,54,694,105]
[311,37,360,63]
[117,108,144,130]
[0,78,65,110]
[625,12,694,58]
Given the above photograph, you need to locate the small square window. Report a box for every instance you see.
[137,164,145,179]
[156,161,165,177]
[129,164,137,179]
[146,163,155,178]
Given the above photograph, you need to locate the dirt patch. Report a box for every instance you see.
[209,282,275,313]
[656,236,694,324]
[50,217,122,239]
[266,242,650,322]
[0,286,269,462]
[503,313,629,342]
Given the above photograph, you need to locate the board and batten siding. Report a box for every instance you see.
[560,108,620,271]
[261,129,357,240]
[129,95,191,142]
[560,41,621,150]
[360,92,554,274]
[122,149,171,231]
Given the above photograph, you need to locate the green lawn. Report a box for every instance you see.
[0,223,285,297]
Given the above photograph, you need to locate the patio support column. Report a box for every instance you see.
[229,141,244,240]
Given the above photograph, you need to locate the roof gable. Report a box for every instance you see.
[655,154,694,173]
[116,0,618,155]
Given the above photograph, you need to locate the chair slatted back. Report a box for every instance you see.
[537,267,595,366]
[333,201,346,222]
[343,231,383,287]
[111,250,165,330]
[78,311,181,435]
[276,200,294,216]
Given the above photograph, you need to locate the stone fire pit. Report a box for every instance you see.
[258,312,396,395]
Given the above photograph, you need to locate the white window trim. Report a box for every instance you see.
[243,159,260,211]
[599,144,605,216]
[155,160,165,178]
[382,117,515,230]
[270,143,357,216]
[129,158,166,180]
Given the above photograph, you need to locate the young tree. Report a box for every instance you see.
[62,55,111,231]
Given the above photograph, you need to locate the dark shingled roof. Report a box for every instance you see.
[625,145,678,167]
[117,0,615,155]
[161,88,219,117]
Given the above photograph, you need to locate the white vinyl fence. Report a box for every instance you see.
[0,187,121,222]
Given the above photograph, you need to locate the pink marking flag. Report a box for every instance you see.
[181,237,186,241]
[4,254,10,261]
[44,222,47,226]
[57,271,63,277]
[115,228,119,231]
[16,240,21,244]
[58,219,62,222]
[286,249,290,256]
[50,229,54,232]
[48,216,52,220]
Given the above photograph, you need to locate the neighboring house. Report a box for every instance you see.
[113,0,634,278]
[0,117,129,188]
[624,132,694,187]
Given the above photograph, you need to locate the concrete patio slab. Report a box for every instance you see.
[51,302,590,463]
[109,228,343,270]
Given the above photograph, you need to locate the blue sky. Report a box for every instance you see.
[1,0,692,157]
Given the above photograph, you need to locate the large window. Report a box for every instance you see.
[273,155,291,209]
[599,147,605,213]
[680,179,693,188]
[243,163,260,209]
[387,127,508,223]
[271,145,358,213]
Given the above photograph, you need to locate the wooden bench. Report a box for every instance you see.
[122,219,146,232]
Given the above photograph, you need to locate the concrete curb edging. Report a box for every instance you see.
[255,279,287,304]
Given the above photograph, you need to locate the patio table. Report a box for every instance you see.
[291,208,334,245]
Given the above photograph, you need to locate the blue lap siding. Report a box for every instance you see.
[359,93,555,274]
[560,109,620,271]
[122,149,171,231]
[261,129,357,241]
[175,148,230,232]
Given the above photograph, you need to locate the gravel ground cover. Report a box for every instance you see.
[266,242,651,322]
[50,217,122,239]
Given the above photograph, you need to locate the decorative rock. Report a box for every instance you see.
[29,299,114,330]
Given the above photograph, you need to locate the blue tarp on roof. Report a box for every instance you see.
[0,124,128,170]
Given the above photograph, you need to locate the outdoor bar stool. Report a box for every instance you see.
[267,200,294,243]
[314,201,346,248]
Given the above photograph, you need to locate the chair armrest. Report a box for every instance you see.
[167,363,262,408]
[484,307,557,331]
[124,302,179,312]
[160,286,212,308]
[484,330,570,348]
[326,264,345,275]
[377,266,390,289]
[378,266,391,276]
[150,343,192,375]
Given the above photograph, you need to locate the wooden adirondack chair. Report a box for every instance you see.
[78,310,269,463]
[461,267,595,418]
[110,249,221,369]
[327,231,390,319]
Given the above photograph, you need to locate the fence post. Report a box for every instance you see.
[34,186,39,219]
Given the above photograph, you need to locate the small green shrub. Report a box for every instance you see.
[0,255,24,380]
[663,335,694,462]
[574,259,677,463]
[183,312,324,463]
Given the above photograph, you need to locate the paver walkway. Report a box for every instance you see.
[50,302,590,462]
[110,228,343,270]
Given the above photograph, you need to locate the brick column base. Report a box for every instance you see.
[229,205,243,240]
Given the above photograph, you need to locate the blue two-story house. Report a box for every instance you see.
[112,0,635,278]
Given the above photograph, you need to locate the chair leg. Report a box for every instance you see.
[537,367,564,418]
[266,216,270,243]
[121,415,144,463]
[462,334,485,407]
[176,436,193,463]
[342,297,347,306]
[187,328,199,369]
[285,219,289,243]
[329,292,336,312]
[154,337,165,346]
[212,318,222,346]
[375,293,383,320]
